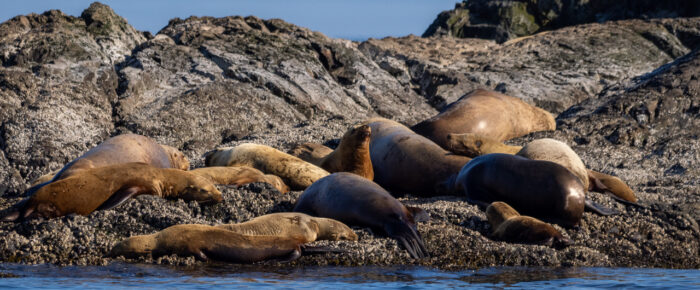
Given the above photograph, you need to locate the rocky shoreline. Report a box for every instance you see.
[0,2,698,269]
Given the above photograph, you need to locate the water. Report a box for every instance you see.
[0,263,698,289]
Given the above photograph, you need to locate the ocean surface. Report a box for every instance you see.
[0,263,698,288]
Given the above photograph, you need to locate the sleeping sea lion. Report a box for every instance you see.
[109,224,312,263]
[189,166,290,193]
[486,201,571,248]
[455,153,585,228]
[289,124,373,180]
[294,172,430,259]
[203,144,330,190]
[216,212,357,242]
[362,118,471,196]
[26,134,190,196]
[1,163,222,221]
[411,89,556,148]
[446,134,637,203]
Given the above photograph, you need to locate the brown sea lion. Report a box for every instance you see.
[447,134,637,203]
[486,202,571,248]
[411,89,556,148]
[294,172,430,259]
[189,166,290,193]
[362,118,471,196]
[203,144,330,190]
[1,163,222,221]
[109,224,312,263]
[289,124,374,180]
[288,143,334,166]
[455,153,585,228]
[26,134,190,196]
[216,212,357,242]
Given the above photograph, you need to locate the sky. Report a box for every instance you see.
[0,0,459,41]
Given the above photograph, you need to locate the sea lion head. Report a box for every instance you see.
[177,173,223,204]
[160,145,190,170]
[446,133,486,157]
[109,234,157,258]
[486,201,520,229]
[313,217,358,241]
[351,124,372,143]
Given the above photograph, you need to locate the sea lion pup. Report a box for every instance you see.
[447,134,638,203]
[455,154,585,228]
[216,212,357,242]
[486,202,571,248]
[109,224,312,263]
[289,124,374,180]
[362,118,471,196]
[411,89,556,148]
[203,144,330,190]
[1,163,222,221]
[294,172,430,259]
[189,166,290,193]
[26,134,190,196]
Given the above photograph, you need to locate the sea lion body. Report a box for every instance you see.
[517,139,589,189]
[3,163,222,221]
[294,172,429,259]
[190,166,290,193]
[486,202,571,248]
[363,118,470,196]
[412,89,556,148]
[110,224,307,263]
[456,154,585,228]
[204,144,329,190]
[216,212,357,242]
[289,143,334,166]
[316,124,373,180]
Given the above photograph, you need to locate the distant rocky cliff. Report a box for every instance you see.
[0,2,697,269]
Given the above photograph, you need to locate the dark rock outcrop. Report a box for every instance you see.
[424,0,700,42]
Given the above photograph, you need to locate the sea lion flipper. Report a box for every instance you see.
[584,199,619,216]
[300,245,346,254]
[1,199,32,222]
[95,186,143,211]
[406,206,430,223]
[387,222,429,259]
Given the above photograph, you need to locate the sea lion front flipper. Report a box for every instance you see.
[95,186,144,211]
[385,221,429,259]
[406,206,430,223]
[584,199,619,216]
[1,199,34,222]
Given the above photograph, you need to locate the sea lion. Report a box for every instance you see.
[455,154,585,228]
[446,134,637,203]
[26,134,190,195]
[362,118,471,196]
[109,224,312,263]
[189,166,290,193]
[216,212,357,242]
[411,89,556,148]
[288,143,333,166]
[289,124,373,180]
[203,144,330,190]
[486,202,571,248]
[294,172,430,259]
[1,163,222,221]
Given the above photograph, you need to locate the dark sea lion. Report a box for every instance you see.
[109,224,312,263]
[362,118,471,196]
[290,124,374,180]
[190,166,290,193]
[411,89,556,148]
[1,163,222,221]
[294,172,430,259]
[216,212,358,242]
[447,134,638,203]
[203,144,329,190]
[455,154,585,228]
[26,134,190,196]
[486,202,571,248]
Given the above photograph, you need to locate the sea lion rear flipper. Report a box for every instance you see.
[1,199,33,222]
[584,199,619,216]
[406,206,430,223]
[386,222,429,259]
[95,186,144,211]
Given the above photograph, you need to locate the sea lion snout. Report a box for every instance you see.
[356,125,371,139]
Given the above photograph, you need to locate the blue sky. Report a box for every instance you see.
[0,0,458,40]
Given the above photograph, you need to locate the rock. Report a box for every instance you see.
[361,18,700,113]
[0,4,145,197]
[424,0,700,42]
